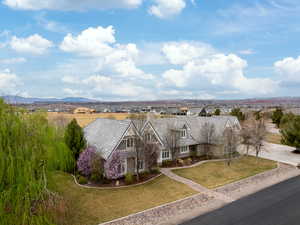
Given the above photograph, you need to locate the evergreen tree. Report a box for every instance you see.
[281,116,300,152]
[64,119,87,160]
[214,108,221,116]
[271,108,283,128]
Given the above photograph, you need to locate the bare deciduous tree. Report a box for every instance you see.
[251,119,266,158]
[223,127,240,166]
[144,143,159,171]
[164,123,180,165]
[130,114,147,182]
[198,122,218,159]
[240,127,252,156]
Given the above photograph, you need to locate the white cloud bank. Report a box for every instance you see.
[161,42,279,95]
[274,56,300,82]
[0,69,22,95]
[149,0,186,19]
[0,57,26,64]
[3,0,143,11]
[60,26,153,80]
[10,34,53,55]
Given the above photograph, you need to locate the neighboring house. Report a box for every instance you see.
[84,116,241,179]
[74,107,96,114]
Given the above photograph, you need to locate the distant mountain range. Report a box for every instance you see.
[1,96,98,104]
[1,95,300,105]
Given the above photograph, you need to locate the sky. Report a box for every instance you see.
[0,0,300,101]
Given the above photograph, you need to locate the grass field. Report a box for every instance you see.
[49,173,197,225]
[265,132,283,145]
[48,112,131,127]
[173,156,277,189]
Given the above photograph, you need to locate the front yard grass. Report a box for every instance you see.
[49,172,197,225]
[173,156,277,189]
[265,132,283,145]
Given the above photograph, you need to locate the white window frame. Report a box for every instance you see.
[162,150,171,160]
[118,160,127,175]
[126,137,134,148]
[180,129,187,138]
[180,146,189,154]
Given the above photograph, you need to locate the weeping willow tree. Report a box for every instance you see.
[0,99,75,225]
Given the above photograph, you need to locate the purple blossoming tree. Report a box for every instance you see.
[77,147,96,177]
[105,151,121,179]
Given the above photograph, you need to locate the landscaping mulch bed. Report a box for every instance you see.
[84,172,161,188]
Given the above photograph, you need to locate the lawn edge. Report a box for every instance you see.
[72,173,163,190]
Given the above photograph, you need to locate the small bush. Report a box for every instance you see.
[162,160,173,167]
[78,176,88,185]
[185,158,193,165]
[177,159,184,165]
[125,173,135,185]
[150,168,160,174]
[139,171,150,178]
[90,173,102,183]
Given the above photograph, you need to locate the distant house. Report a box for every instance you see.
[84,116,241,179]
[73,107,96,114]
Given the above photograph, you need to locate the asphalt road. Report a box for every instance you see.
[180,176,300,225]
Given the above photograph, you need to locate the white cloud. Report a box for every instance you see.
[162,41,215,65]
[63,75,154,99]
[10,34,53,55]
[0,57,26,64]
[60,26,115,57]
[35,13,69,33]
[238,49,255,55]
[162,45,279,95]
[3,0,143,11]
[0,69,22,95]
[60,26,154,80]
[149,0,186,19]
[274,56,300,82]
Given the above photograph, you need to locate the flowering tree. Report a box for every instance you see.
[77,147,97,177]
[105,151,121,179]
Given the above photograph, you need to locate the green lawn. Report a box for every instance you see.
[173,156,277,189]
[265,132,283,145]
[49,173,197,225]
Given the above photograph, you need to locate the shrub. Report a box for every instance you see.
[90,174,102,183]
[185,158,193,165]
[177,159,184,165]
[150,168,160,174]
[125,173,135,185]
[139,171,150,178]
[78,176,88,185]
[162,160,173,167]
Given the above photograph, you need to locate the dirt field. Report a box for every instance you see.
[47,112,131,127]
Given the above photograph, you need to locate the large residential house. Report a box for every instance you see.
[84,116,241,179]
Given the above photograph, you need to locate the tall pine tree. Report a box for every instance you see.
[65,119,87,160]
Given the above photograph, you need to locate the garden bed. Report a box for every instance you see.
[76,171,161,188]
[161,156,210,168]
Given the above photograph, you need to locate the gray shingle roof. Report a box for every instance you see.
[84,119,131,160]
[85,116,241,160]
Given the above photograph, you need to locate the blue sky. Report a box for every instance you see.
[0,0,300,100]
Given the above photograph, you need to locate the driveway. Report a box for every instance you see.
[241,142,300,167]
[180,176,300,225]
